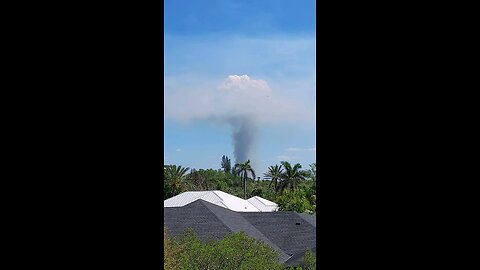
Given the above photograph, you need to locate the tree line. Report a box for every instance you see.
[164,155,317,214]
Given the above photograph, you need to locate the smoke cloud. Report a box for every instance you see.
[228,115,256,163]
[164,75,314,164]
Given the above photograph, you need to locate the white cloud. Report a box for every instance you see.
[176,149,181,152]
[164,75,314,128]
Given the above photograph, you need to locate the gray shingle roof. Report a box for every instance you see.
[163,199,316,265]
[241,212,316,257]
[163,200,232,241]
[297,212,317,227]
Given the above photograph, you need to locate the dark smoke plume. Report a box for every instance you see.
[228,116,257,164]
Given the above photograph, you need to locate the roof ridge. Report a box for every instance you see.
[210,190,226,201]
[200,200,291,262]
[181,199,205,207]
[198,190,222,203]
[194,200,236,234]
[212,190,261,211]
[259,196,277,205]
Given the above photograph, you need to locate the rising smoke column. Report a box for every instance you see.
[164,74,313,166]
[228,115,257,164]
[218,75,269,164]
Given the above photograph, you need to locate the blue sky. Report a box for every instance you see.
[164,0,316,175]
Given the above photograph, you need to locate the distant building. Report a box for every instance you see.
[164,190,279,212]
[247,196,279,212]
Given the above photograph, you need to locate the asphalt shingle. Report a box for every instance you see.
[163,199,316,266]
[164,200,232,241]
[240,211,316,256]
[201,200,291,262]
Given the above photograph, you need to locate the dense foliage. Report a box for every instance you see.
[164,227,316,270]
[277,189,314,213]
[302,250,317,270]
[164,156,316,214]
[164,227,285,270]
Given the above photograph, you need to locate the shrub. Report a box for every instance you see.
[277,189,314,213]
[164,228,284,270]
[301,250,316,270]
[164,227,178,270]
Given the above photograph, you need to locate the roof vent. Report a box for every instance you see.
[295,222,301,225]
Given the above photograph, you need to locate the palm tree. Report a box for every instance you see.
[233,160,256,199]
[277,161,306,194]
[221,155,232,174]
[309,162,316,188]
[164,165,190,196]
[263,164,284,191]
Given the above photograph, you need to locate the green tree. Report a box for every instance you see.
[197,169,231,190]
[233,160,256,199]
[164,165,190,197]
[164,228,284,270]
[263,164,284,191]
[249,188,263,197]
[301,249,316,270]
[221,155,232,174]
[309,162,316,189]
[277,161,307,194]
[184,169,210,191]
[164,227,178,270]
[277,189,313,213]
